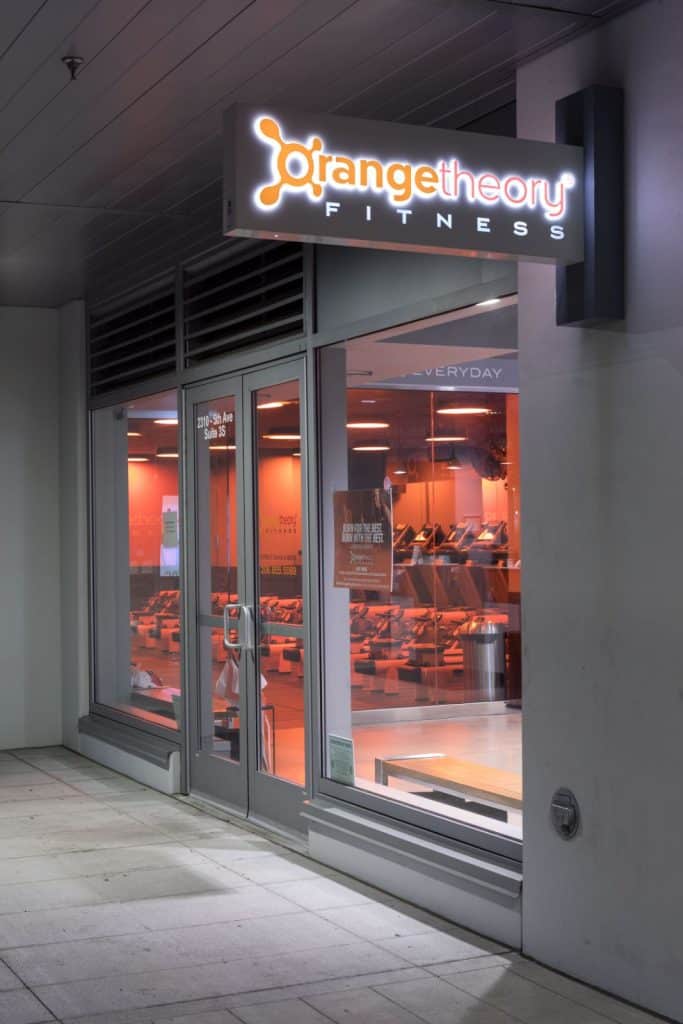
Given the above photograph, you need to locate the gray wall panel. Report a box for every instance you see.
[0,306,62,748]
[315,247,516,335]
[517,2,683,1019]
[59,301,90,750]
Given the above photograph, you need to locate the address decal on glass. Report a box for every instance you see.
[197,410,233,442]
[333,488,393,591]
[223,104,584,264]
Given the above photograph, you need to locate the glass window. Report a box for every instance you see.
[92,390,182,730]
[320,299,522,840]
[254,380,305,785]
[194,394,240,759]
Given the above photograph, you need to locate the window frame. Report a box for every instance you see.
[88,384,185,741]
[309,306,523,866]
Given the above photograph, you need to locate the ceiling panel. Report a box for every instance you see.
[0,0,642,307]
[0,0,100,105]
[0,0,276,201]
[0,0,154,146]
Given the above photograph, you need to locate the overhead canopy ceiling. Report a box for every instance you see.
[0,0,639,308]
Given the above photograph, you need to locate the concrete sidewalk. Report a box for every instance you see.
[0,747,660,1024]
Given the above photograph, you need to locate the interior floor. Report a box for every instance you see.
[354,711,522,778]
[257,703,523,838]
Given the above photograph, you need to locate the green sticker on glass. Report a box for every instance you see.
[328,735,355,786]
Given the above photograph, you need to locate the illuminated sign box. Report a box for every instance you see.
[223,104,584,264]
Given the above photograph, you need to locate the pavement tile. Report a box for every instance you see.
[125,885,299,930]
[0,961,23,990]
[4,911,355,985]
[0,827,185,868]
[305,986,425,1022]
[0,987,54,1023]
[510,960,663,1024]
[232,999,329,1023]
[447,965,620,1024]
[0,772,54,788]
[0,860,246,915]
[0,902,147,949]
[0,783,80,804]
[158,1013,243,1024]
[54,968,428,1023]
[34,942,407,1018]
[0,809,136,841]
[376,929,503,967]
[317,902,445,942]
[0,797,111,822]
[428,953,519,976]
[267,876,374,911]
[226,853,326,885]
[376,975,519,1023]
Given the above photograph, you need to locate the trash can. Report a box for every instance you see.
[505,630,522,705]
[458,616,506,700]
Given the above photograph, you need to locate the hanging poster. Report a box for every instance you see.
[160,496,180,577]
[333,488,393,591]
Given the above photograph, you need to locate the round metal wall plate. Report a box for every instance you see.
[551,787,580,840]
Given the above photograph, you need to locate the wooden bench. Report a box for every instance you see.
[375,753,522,811]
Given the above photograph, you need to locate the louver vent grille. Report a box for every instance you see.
[88,278,176,397]
[183,240,304,365]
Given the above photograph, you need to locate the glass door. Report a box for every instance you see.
[186,358,308,832]
[186,377,247,810]
[243,360,308,830]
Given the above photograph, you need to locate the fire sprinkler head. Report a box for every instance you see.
[62,55,84,81]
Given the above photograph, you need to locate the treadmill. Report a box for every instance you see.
[411,523,446,556]
[437,521,478,562]
[393,523,416,562]
[468,521,508,565]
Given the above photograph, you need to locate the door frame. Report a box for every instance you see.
[182,354,312,835]
[183,372,248,814]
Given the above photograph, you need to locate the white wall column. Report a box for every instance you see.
[0,306,62,748]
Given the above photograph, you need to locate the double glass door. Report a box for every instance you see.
[186,358,308,832]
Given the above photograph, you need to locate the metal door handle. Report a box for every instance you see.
[223,602,242,650]
[242,604,255,652]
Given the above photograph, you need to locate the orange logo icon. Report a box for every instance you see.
[256,116,323,207]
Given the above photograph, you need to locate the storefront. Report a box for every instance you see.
[82,99,595,955]
[2,2,681,1020]
[69,6,683,1017]
[84,222,525,929]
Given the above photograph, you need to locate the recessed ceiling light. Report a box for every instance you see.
[360,399,377,404]
[291,450,301,457]
[393,468,408,475]
[347,421,389,429]
[425,435,467,443]
[263,433,301,441]
[437,406,491,416]
[154,418,178,426]
[447,462,462,470]
[128,456,150,463]
[257,401,286,410]
[475,298,501,307]
[352,445,390,452]
[209,444,236,451]
[127,431,141,438]
[156,447,178,459]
